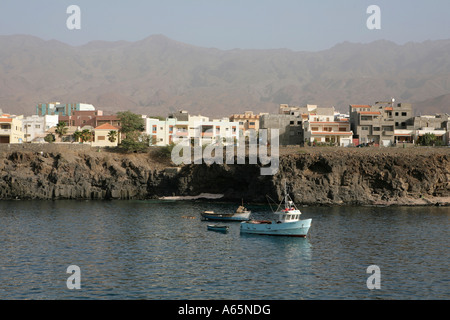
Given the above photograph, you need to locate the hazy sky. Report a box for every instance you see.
[0,0,449,51]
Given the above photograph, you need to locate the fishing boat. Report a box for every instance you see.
[201,203,251,221]
[240,182,312,237]
[207,225,229,233]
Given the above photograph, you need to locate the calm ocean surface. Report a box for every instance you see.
[0,200,448,300]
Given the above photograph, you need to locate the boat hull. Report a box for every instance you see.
[201,211,251,221]
[240,219,312,237]
[207,225,229,233]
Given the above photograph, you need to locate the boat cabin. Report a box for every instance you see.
[276,211,301,223]
[276,201,301,223]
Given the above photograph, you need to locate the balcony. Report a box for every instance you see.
[176,131,188,137]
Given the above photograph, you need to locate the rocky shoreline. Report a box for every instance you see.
[0,145,449,206]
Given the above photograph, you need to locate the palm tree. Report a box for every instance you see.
[80,129,92,143]
[107,130,118,143]
[73,130,82,143]
[55,122,68,139]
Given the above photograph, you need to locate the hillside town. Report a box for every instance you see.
[1,99,449,148]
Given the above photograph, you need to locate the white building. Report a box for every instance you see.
[194,118,238,146]
[145,111,239,147]
[146,117,178,146]
[303,112,353,147]
[22,115,59,142]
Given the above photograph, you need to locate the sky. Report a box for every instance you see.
[0,0,449,51]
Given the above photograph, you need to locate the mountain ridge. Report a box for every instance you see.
[0,34,449,117]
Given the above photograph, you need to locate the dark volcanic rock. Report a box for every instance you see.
[0,147,449,206]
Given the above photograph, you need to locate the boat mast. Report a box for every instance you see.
[284,180,288,209]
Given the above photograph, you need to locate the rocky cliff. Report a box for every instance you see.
[0,146,449,206]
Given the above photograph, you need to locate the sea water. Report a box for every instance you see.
[0,200,448,300]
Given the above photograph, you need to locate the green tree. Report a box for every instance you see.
[55,121,68,139]
[44,133,55,143]
[419,133,437,146]
[117,111,148,152]
[117,111,145,134]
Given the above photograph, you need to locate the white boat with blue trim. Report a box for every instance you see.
[240,183,311,237]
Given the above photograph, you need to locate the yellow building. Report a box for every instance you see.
[229,111,263,136]
[0,114,24,144]
[92,123,121,147]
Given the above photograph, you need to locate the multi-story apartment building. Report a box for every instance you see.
[229,111,265,137]
[0,113,24,144]
[22,115,59,142]
[303,115,353,146]
[36,102,96,116]
[59,110,120,128]
[146,111,238,147]
[260,104,337,146]
[260,113,304,146]
[146,117,178,146]
[349,101,414,146]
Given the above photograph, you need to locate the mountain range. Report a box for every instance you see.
[1,34,449,117]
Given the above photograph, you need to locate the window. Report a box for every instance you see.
[373,127,381,131]
[395,112,399,116]
[290,121,294,125]
[311,127,319,131]
[35,125,40,129]
[98,136,105,141]
[402,112,407,117]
